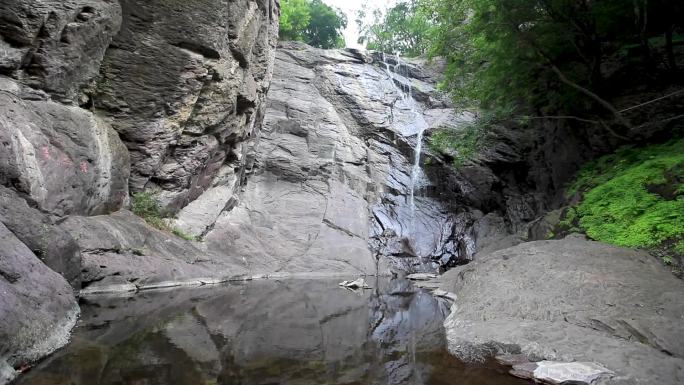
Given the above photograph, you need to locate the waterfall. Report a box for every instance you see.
[381,53,428,216]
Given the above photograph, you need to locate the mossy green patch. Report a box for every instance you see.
[131,191,200,242]
[428,122,489,168]
[566,139,684,250]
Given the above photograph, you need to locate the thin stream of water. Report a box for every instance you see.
[381,53,428,234]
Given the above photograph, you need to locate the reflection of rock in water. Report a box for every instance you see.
[369,279,452,384]
[15,280,531,385]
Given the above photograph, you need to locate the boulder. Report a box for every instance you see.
[0,222,79,384]
[0,186,81,288]
[0,79,130,217]
[436,236,684,385]
[59,210,248,295]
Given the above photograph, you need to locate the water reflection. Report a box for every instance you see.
[16,279,529,385]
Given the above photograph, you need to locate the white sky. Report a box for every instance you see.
[321,0,398,49]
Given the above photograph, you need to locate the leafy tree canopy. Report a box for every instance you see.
[279,0,347,49]
[359,0,683,124]
[357,0,432,57]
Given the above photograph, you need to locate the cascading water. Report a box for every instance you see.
[381,53,428,217]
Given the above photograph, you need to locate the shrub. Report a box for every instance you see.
[131,191,200,242]
[564,139,684,250]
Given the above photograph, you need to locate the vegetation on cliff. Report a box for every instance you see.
[131,192,199,242]
[561,139,684,269]
[279,0,347,48]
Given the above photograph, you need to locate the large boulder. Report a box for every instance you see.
[0,78,130,217]
[60,210,247,295]
[0,186,81,288]
[436,235,684,385]
[0,222,79,384]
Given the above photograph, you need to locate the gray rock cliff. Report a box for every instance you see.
[0,0,279,381]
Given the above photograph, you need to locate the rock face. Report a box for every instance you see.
[94,0,279,210]
[192,42,475,275]
[0,222,79,385]
[0,0,279,380]
[0,79,130,217]
[60,210,248,295]
[436,235,684,385]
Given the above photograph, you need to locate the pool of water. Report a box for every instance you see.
[15,279,530,385]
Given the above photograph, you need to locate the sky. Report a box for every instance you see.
[321,0,398,49]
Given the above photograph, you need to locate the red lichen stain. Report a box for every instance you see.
[41,146,51,160]
[59,155,73,167]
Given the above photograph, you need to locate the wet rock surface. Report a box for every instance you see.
[198,42,475,275]
[13,279,532,385]
[435,235,684,385]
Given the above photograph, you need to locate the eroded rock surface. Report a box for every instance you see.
[195,42,475,275]
[0,1,280,379]
[60,210,248,295]
[436,235,684,385]
[94,0,279,209]
[0,222,79,384]
[0,78,129,216]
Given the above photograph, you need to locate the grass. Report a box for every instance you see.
[562,138,684,269]
[131,191,201,242]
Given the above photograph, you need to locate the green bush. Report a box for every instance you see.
[131,191,200,242]
[566,139,684,250]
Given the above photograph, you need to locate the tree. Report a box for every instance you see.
[305,0,347,49]
[279,0,311,42]
[426,0,676,124]
[279,0,347,49]
[357,0,433,57]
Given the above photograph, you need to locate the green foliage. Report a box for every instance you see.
[428,112,502,168]
[422,0,682,117]
[279,0,311,42]
[566,139,684,249]
[662,255,675,265]
[558,207,582,233]
[429,122,488,168]
[131,192,200,242]
[279,0,347,49]
[357,0,433,57]
[676,241,684,254]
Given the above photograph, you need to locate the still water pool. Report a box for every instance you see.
[16,279,530,385]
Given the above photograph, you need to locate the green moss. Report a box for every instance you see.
[172,228,201,242]
[675,241,684,254]
[428,122,489,168]
[567,139,684,249]
[131,191,201,242]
